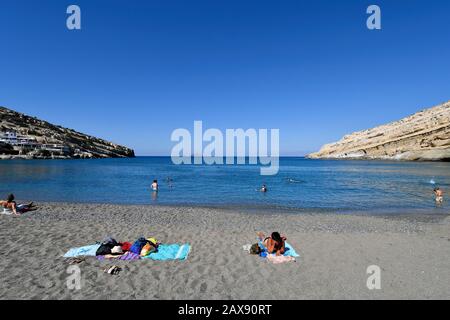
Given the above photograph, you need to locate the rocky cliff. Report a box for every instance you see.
[308,101,450,161]
[0,106,135,159]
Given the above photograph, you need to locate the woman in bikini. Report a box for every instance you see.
[0,194,36,215]
[257,231,286,256]
[151,180,159,191]
[434,188,444,204]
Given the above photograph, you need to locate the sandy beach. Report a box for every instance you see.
[0,203,449,300]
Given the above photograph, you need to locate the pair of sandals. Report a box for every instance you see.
[67,257,122,275]
[67,257,85,265]
[104,265,122,275]
[67,258,121,276]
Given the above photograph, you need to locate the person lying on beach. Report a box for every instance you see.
[434,188,444,203]
[0,194,37,215]
[151,180,159,191]
[257,231,286,256]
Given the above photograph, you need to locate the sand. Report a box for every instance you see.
[0,203,449,300]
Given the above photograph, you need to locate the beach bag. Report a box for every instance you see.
[96,244,112,256]
[141,243,153,257]
[250,243,262,255]
[102,237,119,247]
[141,242,158,256]
[130,237,148,255]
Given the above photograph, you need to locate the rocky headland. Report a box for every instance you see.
[0,106,135,160]
[308,101,450,161]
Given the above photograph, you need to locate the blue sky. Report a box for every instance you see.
[1,0,449,155]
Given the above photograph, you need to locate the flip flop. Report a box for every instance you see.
[67,257,85,265]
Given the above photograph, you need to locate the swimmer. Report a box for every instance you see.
[286,178,303,184]
[434,188,444,204]
[260,184,268,193]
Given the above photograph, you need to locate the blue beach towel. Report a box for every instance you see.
[63,244,101,258]
[284,242,300,258]
[258,241,299,258]
[142,244,191,261]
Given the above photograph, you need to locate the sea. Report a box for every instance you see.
[0,157,449,215]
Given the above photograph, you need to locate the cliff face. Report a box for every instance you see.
[308,101,450,161]
[0,106,135,159]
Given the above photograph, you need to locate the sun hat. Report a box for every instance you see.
[147,237,159,246]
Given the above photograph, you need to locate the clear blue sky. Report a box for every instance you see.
[1,0,449,155]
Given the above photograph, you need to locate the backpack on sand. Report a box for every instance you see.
[130,237,149,255]
[250,243,262,255]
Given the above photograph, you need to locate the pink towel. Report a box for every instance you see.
[266,254,296,264]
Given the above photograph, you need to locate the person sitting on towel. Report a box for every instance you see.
[257,231,286,256]
[0,194,36,215]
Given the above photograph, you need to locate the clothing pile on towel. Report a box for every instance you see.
[63,236,191,261]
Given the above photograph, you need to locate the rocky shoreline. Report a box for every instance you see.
[0,106,135,159]
[308,101,450,161]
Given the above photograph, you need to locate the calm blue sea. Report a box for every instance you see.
[0,157,449,214]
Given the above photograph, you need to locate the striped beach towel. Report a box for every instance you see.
[96,252,141,261]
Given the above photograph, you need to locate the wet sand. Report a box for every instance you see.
[0,202,449,300]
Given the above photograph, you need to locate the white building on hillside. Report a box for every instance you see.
[0,130,38,147]
[0,131,18,144]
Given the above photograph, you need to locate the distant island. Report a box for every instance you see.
[0,106,135,160]
[308,100,450,161]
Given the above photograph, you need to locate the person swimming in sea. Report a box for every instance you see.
[434,187,444,204]
[286,177,304,184]
[257,231,286,256]
[166,177,173,189]
[151,180,159,191]
[260,184,268,193]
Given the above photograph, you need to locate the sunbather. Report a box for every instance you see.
[257,231,286,256]
[0,194,37,215]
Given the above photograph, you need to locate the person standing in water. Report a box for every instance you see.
[434,188,444,204]
[151,180,159,192]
